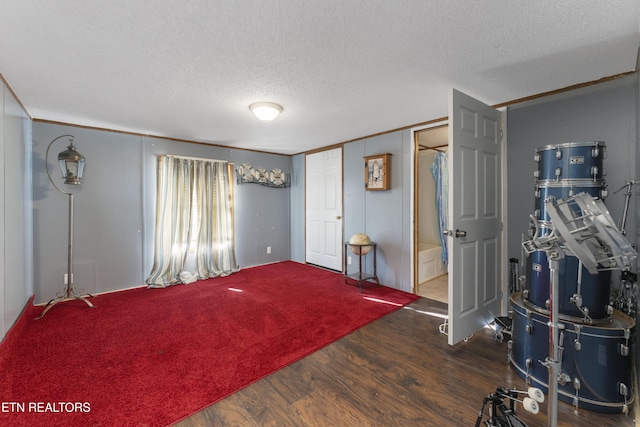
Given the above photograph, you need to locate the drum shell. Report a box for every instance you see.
[509,293,635,413]
[533,181,607,223]
[534,142,606,181]
[524,250,612,320]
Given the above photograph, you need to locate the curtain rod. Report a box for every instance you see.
[156,154,228,164]
[418,144,447,153]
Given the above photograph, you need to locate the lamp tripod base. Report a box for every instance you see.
[36,287,95,319]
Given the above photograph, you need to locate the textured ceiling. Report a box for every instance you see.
[0,1,638,155]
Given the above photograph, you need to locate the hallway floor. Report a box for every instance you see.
[417,274,448,304]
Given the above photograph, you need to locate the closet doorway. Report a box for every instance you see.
[415,125,449,304]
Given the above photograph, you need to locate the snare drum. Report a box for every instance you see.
[509,293,635,413]
[524,250,612,321]
[534,142,606,181]
[533,180,607,223]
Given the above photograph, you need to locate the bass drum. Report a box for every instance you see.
[524,250,612,321]
[509,293,635,413]
[534,141,606,181]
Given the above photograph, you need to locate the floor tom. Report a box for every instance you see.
[524,250,612,321]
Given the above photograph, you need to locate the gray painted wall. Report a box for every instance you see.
[289,153,305,263]
[341,129,413,293]
[506,75,638,271]
[32,122,292,304]
[290,132,414,293]
[1,81,32,340]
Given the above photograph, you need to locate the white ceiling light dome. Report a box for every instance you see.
[249,102,283,122]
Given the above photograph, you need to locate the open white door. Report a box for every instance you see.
[305,148,343,271]
[446,89,502,346]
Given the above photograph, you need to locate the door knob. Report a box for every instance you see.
[443,230,453,236]
[455,229,467,238]
[336,215,342,220]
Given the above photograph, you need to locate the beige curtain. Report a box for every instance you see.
[193,161,239,278]
[146,156,238,287]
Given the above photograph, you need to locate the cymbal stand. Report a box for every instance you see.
[542,247,563,427]
[611,180,637,317]
[614,179,636,235]
[523,215,563,427]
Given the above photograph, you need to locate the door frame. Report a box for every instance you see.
[410,115,509,314]
[499,107,509,314]
[410,120,448,294]
[304,147,344,271]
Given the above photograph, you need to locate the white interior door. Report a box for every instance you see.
[305,148,343,271]
[447,89,502,346]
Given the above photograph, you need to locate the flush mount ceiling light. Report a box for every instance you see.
[249,102,283,122]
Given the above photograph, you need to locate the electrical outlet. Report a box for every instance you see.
[347,256,352,265]
[267,246,271,254]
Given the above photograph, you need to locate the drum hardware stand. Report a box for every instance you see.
[519,232,528,292]
[613,179,636,235]
[572,377,581,409]
[618,383,630,415]
[611,180,637,317]
[523,192,637,426]
[522,231,565,427]
[568,294,594,324]
[525,358,533,384]
[616,330,631,416]
[492,315,512,343]
[612,270,637,318]
[544,247,563,427]
[568,259,603,325]
[509,258,520,294]
[475,386,544,427]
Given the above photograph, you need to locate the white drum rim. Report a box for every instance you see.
[508,360,635,410]
[512,293,635,332]
[535,179,607,188]
[535,141,607,152]
[520,296,614,326]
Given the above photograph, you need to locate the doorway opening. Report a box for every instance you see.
[415,125,449,304]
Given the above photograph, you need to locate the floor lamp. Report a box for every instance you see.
[37,135,94,319]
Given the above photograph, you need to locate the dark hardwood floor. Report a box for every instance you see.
[175,297,636,426]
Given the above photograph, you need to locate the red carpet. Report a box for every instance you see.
[0,261,418,426]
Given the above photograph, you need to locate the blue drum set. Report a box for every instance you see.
[509,141,636,414]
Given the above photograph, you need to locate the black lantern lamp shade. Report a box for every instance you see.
[58,142,85,185]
